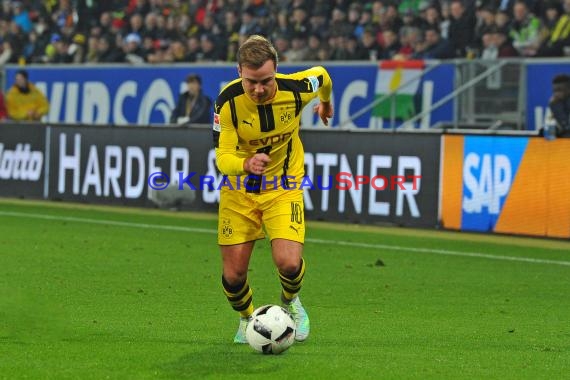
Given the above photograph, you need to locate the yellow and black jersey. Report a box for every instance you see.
[213,66,332,192]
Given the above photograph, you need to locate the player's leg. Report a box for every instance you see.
[271,239,310,341]
[263,189,310,341]
[221,242,255,317]
[218,188,264,343]
[271,239,305,302]
[221,243,255,344]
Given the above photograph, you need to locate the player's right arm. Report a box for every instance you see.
[214,103,247,176]
[214,107,271,175]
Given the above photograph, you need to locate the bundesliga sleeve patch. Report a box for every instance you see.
[213,113,221,132]
[307,76,320,93]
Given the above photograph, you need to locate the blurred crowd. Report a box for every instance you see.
[0,0,569,65]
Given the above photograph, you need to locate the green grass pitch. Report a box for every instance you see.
[1,198,569,379]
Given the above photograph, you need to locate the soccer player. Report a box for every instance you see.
[213,35,333,343]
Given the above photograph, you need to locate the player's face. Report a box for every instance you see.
[239,60,277,104]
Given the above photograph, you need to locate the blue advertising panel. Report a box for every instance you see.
[461,136,528,232]
[526,61,570,131]
[5,62,454,129]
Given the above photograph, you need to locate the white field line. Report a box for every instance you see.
[1,210,570,267]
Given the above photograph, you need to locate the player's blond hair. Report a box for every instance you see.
[237,35,278,70]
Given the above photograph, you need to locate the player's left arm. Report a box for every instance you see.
[296,66,334,126]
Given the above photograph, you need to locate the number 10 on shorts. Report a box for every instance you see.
[290,202,303,224]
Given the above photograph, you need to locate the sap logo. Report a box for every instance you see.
[249,132,292,146]
[0,143,43,181]
[463,153,512,214]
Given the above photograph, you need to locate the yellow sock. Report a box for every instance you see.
[222,276,254,318]
[279,257,305,303]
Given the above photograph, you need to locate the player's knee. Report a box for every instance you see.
[277,260,300,276]
[223,269,248,285]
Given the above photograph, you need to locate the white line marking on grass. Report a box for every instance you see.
[2,210,570,267]
[306,238,570,267]
[0,211,216,235]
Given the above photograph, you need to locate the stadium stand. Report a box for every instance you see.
[0,0,568,65]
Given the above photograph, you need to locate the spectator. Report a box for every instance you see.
[475,5,497,50]
[163,15,181,41]
[109,17,127,38]
[303,33,322,61]
[271,10,293,41]
[541,1,564,40]
[348,2,363,37]
[47,33,72,63]
[224,34,240,63]
[284,33,310,62]
[221,10,241,42]
[510,0,542,56]
[95,35,124,63]
[414,26,454,59]
[398,26,423,59]
[480,26,519,58]
[68,33,87,63]
[440,1,452,39]
[122,32,146,64]
[6,21,27,62]
[536,0,570,57]
[423,5,443,31]
[12,1,32,33]
[0,39,13,65]
[379,28,402,59]
[356,6,375,38]
[6,70,50,122]
[128,13,145,37]
[359,28,382,61]
[291,6,310,35]
[316,43,332,61]
[495,9,511,29]
[239,7,261,37]
[164,39,187,63]
[547,74,570,137]
[1,0,13,23]
[184,35,201,62]
[85,35,99,63]
[170,74,212,125]
[142,12,159,40]
[196,33,222,61]
[345,34,369,60]
[199,13,221,39]
[449,0,477,58]
[329,34,352,60]
[273,34,290,61]
[329,7,353,38]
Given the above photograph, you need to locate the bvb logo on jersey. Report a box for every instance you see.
[280,111,292,124]
[222,218,233,238]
